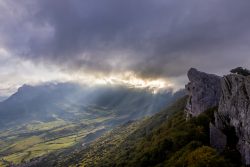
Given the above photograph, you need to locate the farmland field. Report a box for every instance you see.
[0,107,114,166]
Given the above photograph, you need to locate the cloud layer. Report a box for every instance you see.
[1,0,250,82]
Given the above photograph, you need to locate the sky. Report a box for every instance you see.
[0,0,250,96]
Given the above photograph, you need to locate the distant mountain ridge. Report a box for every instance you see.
[0,82,184,128]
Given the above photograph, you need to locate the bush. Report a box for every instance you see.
[186,146,233,167]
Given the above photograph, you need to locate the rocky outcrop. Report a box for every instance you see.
[185,68,250,165]
[215,74,250,165]
[185,68,221,118]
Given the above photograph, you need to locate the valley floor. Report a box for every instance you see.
[0,115,112,166]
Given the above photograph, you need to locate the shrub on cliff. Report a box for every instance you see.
[230,67,250,76]
[186,146,233,167]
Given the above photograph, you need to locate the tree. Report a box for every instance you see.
[230,67,250,76]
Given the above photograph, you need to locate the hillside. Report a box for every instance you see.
[29,96,241,167]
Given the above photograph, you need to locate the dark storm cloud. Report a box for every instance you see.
[1,0,250,78]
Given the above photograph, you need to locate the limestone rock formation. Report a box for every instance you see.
[185,68,221,118]
[185,68,250,165]
[215,74,250,165]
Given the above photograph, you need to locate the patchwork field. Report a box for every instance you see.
[0,111,113,166]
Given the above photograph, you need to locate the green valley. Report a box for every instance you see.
[0,109,112,166]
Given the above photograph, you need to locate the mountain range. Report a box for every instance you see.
[0,83,183,129]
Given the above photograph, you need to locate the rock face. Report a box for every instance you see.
[215,74,250,165]
[209,123,227,152]
[185,68,250,165]
[185,68,221,118]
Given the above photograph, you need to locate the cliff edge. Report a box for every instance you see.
[216,73,250,165]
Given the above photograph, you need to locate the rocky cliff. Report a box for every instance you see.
[215,74,250,165]
[185,68,221,118]
[185,68,250,166]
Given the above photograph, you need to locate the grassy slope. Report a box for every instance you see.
[53,96,241,167]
